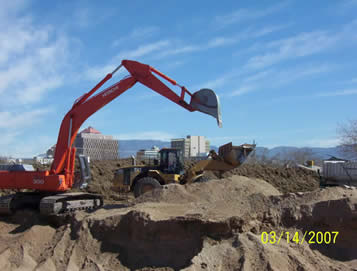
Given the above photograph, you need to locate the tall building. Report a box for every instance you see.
[171,135,210,159]
[74,126,119,160]
[136,146,160,164]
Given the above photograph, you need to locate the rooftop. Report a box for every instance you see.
[80,126,101,134]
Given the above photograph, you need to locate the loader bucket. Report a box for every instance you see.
[190,88,222,127]
[218,142,256,166]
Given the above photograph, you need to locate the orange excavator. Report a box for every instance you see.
[0,60,222,215]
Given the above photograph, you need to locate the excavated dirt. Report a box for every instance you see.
[85,158,135,201]
[207,163,320,193]
[184,160,320,194]
[0,161,356,270]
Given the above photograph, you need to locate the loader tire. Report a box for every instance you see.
[134,177,161,198]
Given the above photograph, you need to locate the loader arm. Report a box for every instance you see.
[181,143,256,184]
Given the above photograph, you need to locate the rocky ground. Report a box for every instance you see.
[0,160,356,270]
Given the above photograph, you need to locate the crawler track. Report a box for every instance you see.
[0,192,103,216]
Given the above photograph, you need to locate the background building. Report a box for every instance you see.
[74,126,119,160]
[171,135,210,159]
[136,146,160,164]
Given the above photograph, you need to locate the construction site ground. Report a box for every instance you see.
[0,160,356,270]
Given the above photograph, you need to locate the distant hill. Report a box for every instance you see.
[254,146,347,161]
[117,140,351,162]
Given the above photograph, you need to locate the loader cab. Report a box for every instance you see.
[159,148,183,174]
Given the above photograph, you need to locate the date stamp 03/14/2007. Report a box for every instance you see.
[261,231,339,245]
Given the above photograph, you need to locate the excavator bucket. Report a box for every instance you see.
[190,89,222,127]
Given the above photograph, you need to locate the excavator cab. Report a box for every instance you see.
[159,148,183,174]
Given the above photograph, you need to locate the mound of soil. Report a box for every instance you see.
[85,159,134,201]
[0,178,356,270]
[1,158,354,270]
[206,163,320,193]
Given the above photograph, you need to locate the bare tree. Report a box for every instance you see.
[338,120,357,159]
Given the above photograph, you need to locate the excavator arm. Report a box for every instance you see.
[0,60,222,192]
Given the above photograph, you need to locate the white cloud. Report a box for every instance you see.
[348,77,357,83]
[84,63,126,81]
[0,10,72,105]
[215,2,289,27]
[0,0,29,19]
[0,109,51,129]
[163,60,185,70]
[155,24,288,60]
[83,40,171,81]
[115,131,176,141]
[251,24,290,37]
[73,7,91,28]
[197,64,331,98]
[245,20,357,71]
[197,72,237,90]
[0,134,54,157]
[153,45,199,59]
[229,86,256,97]
[207,36,238,48]
[273,65,331,86]
[0,1,76,157]
[0,108,53,156]
[0,19,50,66]
[340,0,357,9]
[112,26,159,47]
[245,31,338,69]
[118,40,171,59]
[316,89,357,97]
[228,64,331,97]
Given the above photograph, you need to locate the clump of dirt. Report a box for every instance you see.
[85,159,134,201]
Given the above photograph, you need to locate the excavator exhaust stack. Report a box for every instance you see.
[190,88,222,127]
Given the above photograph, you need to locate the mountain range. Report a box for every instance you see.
[118,140,347,160]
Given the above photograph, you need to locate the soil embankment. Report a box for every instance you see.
[0,161,355,270]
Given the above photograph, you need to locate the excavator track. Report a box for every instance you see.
[0,192,103,216]
[39,192,103,216]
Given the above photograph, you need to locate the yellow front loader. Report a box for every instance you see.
[112,142,255,197]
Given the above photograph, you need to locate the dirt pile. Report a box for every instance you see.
[85,158,134,201]
[0,177,356,270]
[206,163,320,193]
[31,158,320,200]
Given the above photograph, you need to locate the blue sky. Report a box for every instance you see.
[1,0,357,157]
